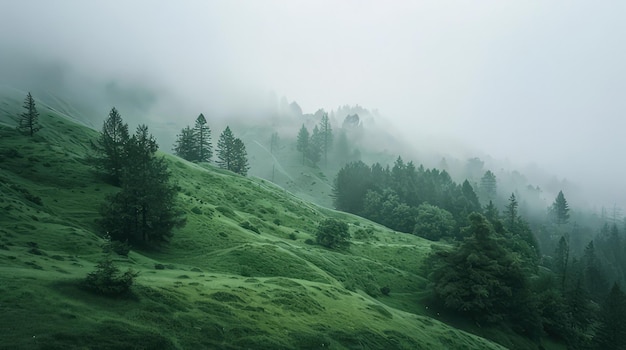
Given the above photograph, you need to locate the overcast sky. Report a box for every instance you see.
[2,1,626,207]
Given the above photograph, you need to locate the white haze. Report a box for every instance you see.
[1,1,626,209]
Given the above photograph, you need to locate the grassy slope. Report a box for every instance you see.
[1,96,524,349]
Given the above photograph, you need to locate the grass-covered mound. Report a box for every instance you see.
[0,92,518,349]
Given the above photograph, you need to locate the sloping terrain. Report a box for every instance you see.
[0,95,512,349]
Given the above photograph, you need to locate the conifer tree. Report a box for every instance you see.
[479,170,497,203]
[307,125,322,165]
[296,124,309,165]
[173,126,195,161]
[504,193,519,229]
[91,107,130,185]
[551,190,570,225]
[193,113,212,162]
[595,283,626,349]
[231,138,250,176]
[319,113,333,165]
[18,92,41,137]
[216,126,235,171]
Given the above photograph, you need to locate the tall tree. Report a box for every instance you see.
[319,113,333,166]
[91,107,130,185]
[231,138,250,176]
[173,126,195,161]
[554,235,570,291]
[216,126,236,170]
[307,125,322,165]
[551,190,570,225]
[18,92,41,137]
[193,113,212,162]
[504,193,519,229]
[296,124,309,164]
[100,124,184,244]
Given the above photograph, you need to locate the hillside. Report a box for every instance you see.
[0,95,523,349]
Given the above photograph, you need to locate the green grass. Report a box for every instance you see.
[0,94,539,349]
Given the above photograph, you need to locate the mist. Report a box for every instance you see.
[2,1,626,210]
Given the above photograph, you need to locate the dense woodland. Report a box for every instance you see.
[11,92,626,349]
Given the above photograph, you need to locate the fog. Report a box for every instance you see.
[2,1,626,209]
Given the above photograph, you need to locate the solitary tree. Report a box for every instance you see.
[315,218,350,249]
[193,113,212,162]
[18,92,41,137]
[91,107,130,185]
[231,138,250,176]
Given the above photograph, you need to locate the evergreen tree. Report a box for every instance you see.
[554,235,570,291]
[307,125,322,165]
[504,193,519,229]
[551,190,570,225]
[193,113,212,162]
[173,126,195,161]
[231,138,250,176]
[319,113,333,165]
[18,92,41,137]
[296,124,309,164]
[91,107,130,185]
[216,126,236,170]
[334,130,350,166]
[100,125,184,244]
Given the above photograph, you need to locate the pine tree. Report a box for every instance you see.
[100,124,184,244]
[214,127,249,175]
[551,190,570,225]
[231,138,250,176]
[91,107,130,185]
[595,283,626,350]
[173,126,195,161]
[307,125,322,165]
[319,113,333,166]
[18,92,41,137]
[296,124,309,164]
[504,193,519,229]
[554,235,570,291]
[193,113,212,162]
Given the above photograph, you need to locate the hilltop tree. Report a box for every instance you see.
[231,138,250,176]
[193,113,212,162]
[99,125,184,244]
[296,124,309,164]
[91,107,130,185]
[18,92,41,137]
[173,126,195,161]
[216,126,249,175]
[550,190,570,225]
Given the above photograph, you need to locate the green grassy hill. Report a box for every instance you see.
[0,94,530,349]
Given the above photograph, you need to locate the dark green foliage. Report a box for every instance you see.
[307,125,322,165]
[429,213,540,335]
[240,221,260,234]
[315,219,350,249]
[216,126,249,175]
[550,190,570,225]
[319,113,333,165]
[594,283,626,349]
[18,92,41,137]
[90,107,130,185]
[99,125,185,245]
[173,126,196,161]
[102,238,131,257]
[333,161,372,214]
[554,235,570,290]
[83,255,138,296]
[193,113,212,162]
[413,203,456,241]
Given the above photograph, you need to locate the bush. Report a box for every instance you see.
[83,255,138,296]
[315,219,350,249]
[413,203,456,241]
[354,227,375,240]
[103,239,131,257]
[240,221,260,234]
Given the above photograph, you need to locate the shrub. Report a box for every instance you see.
[380,286,391,296]
[315,219,350,249]
[413,203,456,241]
[354,227,375,240]
[83,255,138,296]
[288,232,297,240]
[191,206,203,215]
[240,221,260,234]
[273,218,281,226]
[103,239,131,257]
